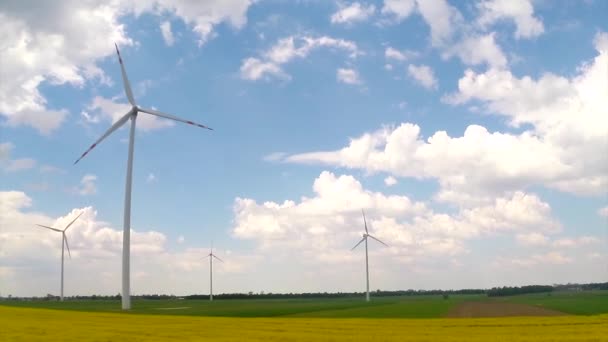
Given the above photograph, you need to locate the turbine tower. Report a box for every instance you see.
[204,245,223,301]
[35,211,83,301]
[74,44,213,310]
[351,209,388,302]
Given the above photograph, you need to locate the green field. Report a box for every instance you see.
[498,291,608,315]
[0,295,474,318]
[2,291,607,318]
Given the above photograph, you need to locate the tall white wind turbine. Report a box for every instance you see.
[204,245,223,301]
[351,209,389,302]
[74,44,213,310]
[35,211,83,301]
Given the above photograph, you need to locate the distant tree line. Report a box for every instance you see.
[486,285,554,297]
[3,282,606,301]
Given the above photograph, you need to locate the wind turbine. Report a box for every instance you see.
[351,209,388,302]
[204,244,223,301]
[35,211,83,301]
[74,44,213,310]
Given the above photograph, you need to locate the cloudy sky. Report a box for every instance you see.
[1,0,606,297]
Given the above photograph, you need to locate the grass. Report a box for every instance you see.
[0,295,475,318]
[1,305,606,341]
[498,291,608,315]
[2,291,607,318]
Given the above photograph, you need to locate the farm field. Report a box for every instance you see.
[1,305,607,342]
[2,291,607,318]
[498,291,608,315]
[0,295,476,318]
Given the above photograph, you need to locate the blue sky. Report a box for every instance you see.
[1,0,607,297]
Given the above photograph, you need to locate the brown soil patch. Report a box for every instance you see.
[446,301,567,318]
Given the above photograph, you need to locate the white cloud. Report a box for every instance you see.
[336,68,362,85]
[177,235,185,244]
[0,191,257,296]
[0,142,12,160]
[415,0,463,46]
[384,176,398,186]
[444,32,608,195]
[5,158,37,172]
[331,2,375,24]
[146,173,157,183]
[501,252,573,267]
[263,152,287,162]
[233,172,560,259]
[287,35,608,198]
[477,0,544,39]
[286,123,569,200]
[598,206,608,218]
[240,35,361,81]
[77,174,97,196]
[240,58,290,81]
[552,236,600,248]
[381,0,416,22]
[407,64,438,89]
[385,47,417,62]
[84,96,174,131]
[516,232,548,246]
[160,21,175,46]
[0,142,36,172]
[443,32,507,68]
[0,0,254,134]
[414,0,507,68]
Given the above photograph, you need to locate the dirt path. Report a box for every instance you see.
[447,301,567,318]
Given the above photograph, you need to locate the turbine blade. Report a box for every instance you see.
[351,237,366,251]
[138,107,213,130]
[212,255,224,263]
[115,43,136,106]
[64,234,72,259]
[35,224,62,233]
[362,209,368,234]
[368,234,389,247]
[63,211,83,231]
[74,110,132,164]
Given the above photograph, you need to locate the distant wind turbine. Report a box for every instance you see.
[35,211,83,301]
[351,209,389,302]
[204,244,223,301]
[74,44,213,310]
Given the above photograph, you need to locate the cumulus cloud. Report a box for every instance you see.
[0,191,256,296]
[0,142,37,172]
[285,36,608,198]
[382,0,511,68]
[160,21,175,46]
[232,171,561,262]
[381,0,416,22]
[477,0,544,39]
[407,64,438,89]
[146,173,157,183]
[516,232,548,246]
[444,32,608,195]
[337,68,362,85]
[384,176,398,186]
[240,35,361,81]
[240,58,290,81]
[83,96,174,131]
[0,0,254,134]
[76,174,98,196]
[331,2,375,24]
[499,252,573,267]
[385,47,418,62]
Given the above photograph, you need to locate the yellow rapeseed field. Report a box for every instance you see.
[1,306,606,341]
